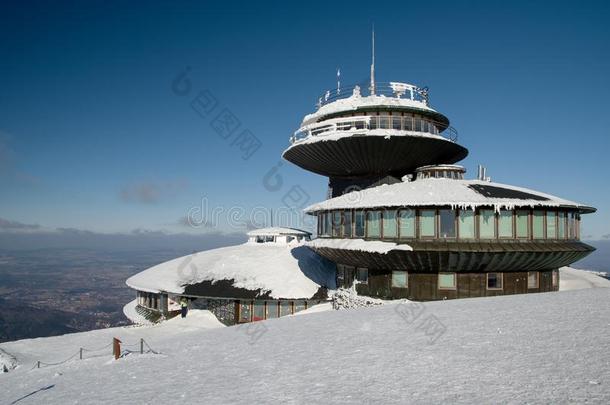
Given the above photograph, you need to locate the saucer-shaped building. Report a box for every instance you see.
[283,81,596,300]
[124,227,336,324]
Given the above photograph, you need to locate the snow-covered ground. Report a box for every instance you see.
[1,267,609,404]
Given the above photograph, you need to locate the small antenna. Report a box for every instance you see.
[270,208,273,227]
[337,67,341,95]
[370,24,376,95]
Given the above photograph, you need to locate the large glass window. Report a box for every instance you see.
[487,273,503,290]
[438,273,457,290]
[419,209,436,237]
[379,113,390,129]
[279,301,292,317]
[558,212,566,239]
[342,211,352,238]
[479,209,496,239]
[498,210,513,238]
[266,301,278,319]
[398,209,416,238]
[391,271,408,288]
[533,210,544,239]
[459,210,475,239]
[516,210,529,238]
[392,116,402,130]
[382,210,397,238]
[403,115,413,131]
[568,212,575,239]
[239,301,251,322]
[253,301,265,321]
[546,211,557,239]
[439,209,456,238]
[528,271,539,289]
[354,211,365,237]
[332,211,342,237]
[366,211,381,238]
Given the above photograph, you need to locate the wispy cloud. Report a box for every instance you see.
[119,180,188,204]
[0,217,41,231]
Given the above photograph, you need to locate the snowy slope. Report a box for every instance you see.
[1,268,609,404]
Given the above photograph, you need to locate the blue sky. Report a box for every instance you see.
[1,0,609,239]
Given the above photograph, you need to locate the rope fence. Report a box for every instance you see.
[29,338,162,370]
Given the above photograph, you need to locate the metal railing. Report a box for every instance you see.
[290,114,458,144]
[316,82,429,109]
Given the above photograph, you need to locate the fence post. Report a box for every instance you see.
[37,361,40,369]
[79,348,83,360]
[113,338,121,360]
[140,338,144,354]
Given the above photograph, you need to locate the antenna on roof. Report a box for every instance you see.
[270,208,274,227]
[369,24,376,95]
[337,67,341,95]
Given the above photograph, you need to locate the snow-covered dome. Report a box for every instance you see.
[246,227,311,237]
[126,242,335,299]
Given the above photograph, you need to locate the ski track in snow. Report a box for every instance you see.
[1,268,609,404]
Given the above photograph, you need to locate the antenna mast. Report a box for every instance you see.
[369,25,376,95]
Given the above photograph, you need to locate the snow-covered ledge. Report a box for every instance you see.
[306,238,412,254]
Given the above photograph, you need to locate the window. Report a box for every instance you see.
[403,115,413,131]
[498,210,513,238]
[487,273,503,290]
[459,210,475,239]
[391,271,408,288]
[366,211,381,238]
[568,212,575,239]
[253,301,265,321]
[439,209,456,238]
[528,271,539,289]
[382,210,397,238]
[356,268,368,284]
[294,300,306,313]
[239,301,251,322]
[419,209,436,237]
[392,116,401,130]
[546,211,557,239]
[354,211,365,237]
[414,117,422,132]
[279,301,292,317]
[332,211,342,237]
[558,212,566,239]
[438,273,457,290]
[325,212,332,237]
[516,210,529,238]
[533,211,544,239]
[479,209,496,239]
[379,114,390,129]
[266,301,278,319]
[342,211,352,238]
[552,270,559,288]
[398,209,416,238]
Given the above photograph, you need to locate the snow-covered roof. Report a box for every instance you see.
[306,238,412,254]
[246,227,311,237]
[301,95,438,127]
[304,178,596,213]
[286,129,451,147]
[126,242,335,299]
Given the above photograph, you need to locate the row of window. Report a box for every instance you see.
[387,270,557,290]
[137,291,159,310]
[318,208,581,241]
[319,112,443,135]
[238,300,316,323]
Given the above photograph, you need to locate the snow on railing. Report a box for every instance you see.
[290,115,458,144]
[316,81,429,109]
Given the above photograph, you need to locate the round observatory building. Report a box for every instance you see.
[284,78,596,301]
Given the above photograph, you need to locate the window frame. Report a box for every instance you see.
[391,270,408,288]
[419,209,437,239]
[486,273,504,290]
[438,272,457,290]
[438,208,457,239]
[528,271,540,289]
